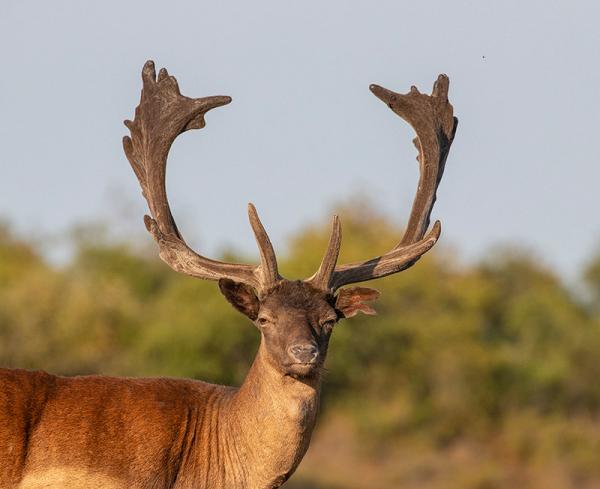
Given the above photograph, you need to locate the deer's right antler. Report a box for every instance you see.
[123,61,280,293]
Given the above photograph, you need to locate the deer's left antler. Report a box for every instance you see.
[307,75,458,291]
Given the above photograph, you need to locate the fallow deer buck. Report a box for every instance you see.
[0,60,457,489]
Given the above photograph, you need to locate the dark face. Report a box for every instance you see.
[219,279,379,378]
[256,281,337,377]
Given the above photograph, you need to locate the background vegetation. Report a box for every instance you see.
[2,204,600,489]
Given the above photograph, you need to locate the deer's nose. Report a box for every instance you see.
[288,344,319,364]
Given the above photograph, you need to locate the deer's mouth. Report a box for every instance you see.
[285,362,320,378]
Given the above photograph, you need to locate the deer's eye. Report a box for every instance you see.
[320,319,336,332]
[257,317,272,327]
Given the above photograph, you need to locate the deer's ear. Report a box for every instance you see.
[335,287,380,319]
[218,279,260,320]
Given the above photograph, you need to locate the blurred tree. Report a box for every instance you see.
[583,249,600,311]
[2,206,600,489]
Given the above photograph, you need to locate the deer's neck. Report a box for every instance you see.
[226,343,322,488]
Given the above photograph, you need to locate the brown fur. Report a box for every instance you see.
[0,281,375,489]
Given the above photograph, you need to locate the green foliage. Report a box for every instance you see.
[2,206,600,488]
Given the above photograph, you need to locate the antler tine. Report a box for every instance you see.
[321,75,457,291]
[123,60,279,292]
[306,215,342,290]
[247,203,280,289]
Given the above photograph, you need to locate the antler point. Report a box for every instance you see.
[433,75,450,98]
[141,60,157,88]
[143,213,153,226]
[431,220,442,239]
[157,67,169,82]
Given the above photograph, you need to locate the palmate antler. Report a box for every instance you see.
[124,61,457,296]
[123,61,280,293]
[307,75,458,291]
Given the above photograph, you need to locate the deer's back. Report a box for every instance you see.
[0,368,233,489]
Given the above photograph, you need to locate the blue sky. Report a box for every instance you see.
[1,1,599,279]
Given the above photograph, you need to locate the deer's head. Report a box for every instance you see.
[218,279,378,378]
[123,61,457,379]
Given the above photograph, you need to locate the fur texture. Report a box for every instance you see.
[0,281,379,489]
[0,348,319,489]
